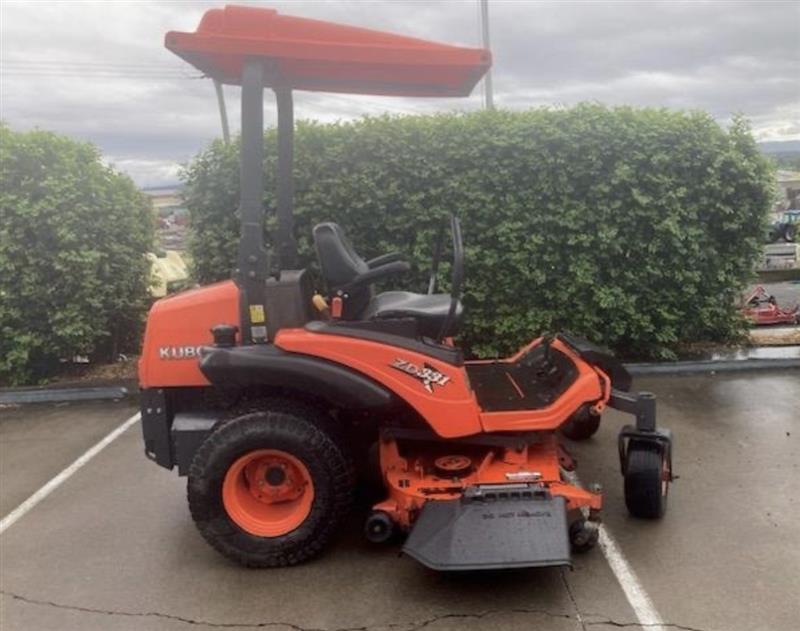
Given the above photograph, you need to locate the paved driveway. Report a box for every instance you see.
[1,371,798,631]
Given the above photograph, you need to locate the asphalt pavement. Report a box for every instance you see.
[1,371,798,631]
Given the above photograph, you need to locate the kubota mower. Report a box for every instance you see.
[139,5,674,571]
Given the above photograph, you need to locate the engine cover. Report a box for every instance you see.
[138,280,239,387]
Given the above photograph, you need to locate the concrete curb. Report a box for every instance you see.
[626,357,800,375]
[0,386,129,405]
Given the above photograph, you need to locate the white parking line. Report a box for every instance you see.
[0,412,140,536]
[597,525,666,630]
[564,470,666,631]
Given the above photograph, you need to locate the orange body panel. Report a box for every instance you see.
[138,281,239,388]
[275,328,482,437]
[139,288,607,436]
[277,330,609,437]
[474,339,610,432]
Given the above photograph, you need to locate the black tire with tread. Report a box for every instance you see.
[560,407,601,441]
[188,406,354,568]
[214,398,350,449]
[569,519,599,553]
[624,440,668,519]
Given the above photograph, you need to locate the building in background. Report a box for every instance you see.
[775,171,800,213]
[142,185,190,296]
[144,185,184,214]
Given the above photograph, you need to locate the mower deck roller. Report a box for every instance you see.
[139,5,674,572]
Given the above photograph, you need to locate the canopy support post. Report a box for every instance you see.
[236,59,269,344]
[274,87,297,269]
[213,79,231,143]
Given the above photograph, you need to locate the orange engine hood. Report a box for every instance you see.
[138,280,240,388]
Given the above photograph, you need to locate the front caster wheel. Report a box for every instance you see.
[569,519,599,553]
[188,410,354,567]
[364,510,395,544]
[624,440,670,519]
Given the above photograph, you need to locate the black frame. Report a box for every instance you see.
[237,60,268,344]
[609,389,674,479]
[140,388,172,468]
[438,215,464,341]
[236,59,300,344]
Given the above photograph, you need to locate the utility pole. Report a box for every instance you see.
[479,0,494,110]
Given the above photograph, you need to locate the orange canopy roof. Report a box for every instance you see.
[166,5,491,97]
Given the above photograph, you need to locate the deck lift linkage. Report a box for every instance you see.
[139,5,674,571]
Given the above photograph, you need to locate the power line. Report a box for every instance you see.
[2,61,182,68]
[0,58,201,79]
[3,69,197,75]
[2,68,202,79]
[2,71,203,79]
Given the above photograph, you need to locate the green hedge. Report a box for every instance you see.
[185,105,773,359]
[0,126,154,385]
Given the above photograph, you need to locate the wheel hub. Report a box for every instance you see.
[265,465,286,486]
[244,454,307,504]
[223,449,315,537]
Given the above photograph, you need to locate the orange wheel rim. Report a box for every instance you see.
[222,449,314,537]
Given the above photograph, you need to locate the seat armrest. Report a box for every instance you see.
[340,260,410,292]
[366,252,405,268]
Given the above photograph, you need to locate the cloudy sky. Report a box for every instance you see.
[2,0,798,187]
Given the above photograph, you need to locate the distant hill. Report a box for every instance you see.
[759,140,800,170]
[758,140,800,153]
[141,183,183,193]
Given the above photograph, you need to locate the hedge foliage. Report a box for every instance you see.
[185,105,773,359]
[0,125,154,385]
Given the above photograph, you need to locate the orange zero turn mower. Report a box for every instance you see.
[139,5,674,570]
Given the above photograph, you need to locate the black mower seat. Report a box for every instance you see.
[362,291,463,339]
[313,222,462,338]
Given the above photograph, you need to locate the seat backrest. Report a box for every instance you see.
[313,222,372,317]
[313,223,368,286]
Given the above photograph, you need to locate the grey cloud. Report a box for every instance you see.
[1,0,798,186]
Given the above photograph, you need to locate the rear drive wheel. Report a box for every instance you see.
[560,406,601,441]
[624,440,669,519]
[188,410,354,567]
[785,224,797,242]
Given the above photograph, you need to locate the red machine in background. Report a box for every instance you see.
[743,286,799,326]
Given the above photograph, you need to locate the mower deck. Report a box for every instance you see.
[369,428,601,569]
